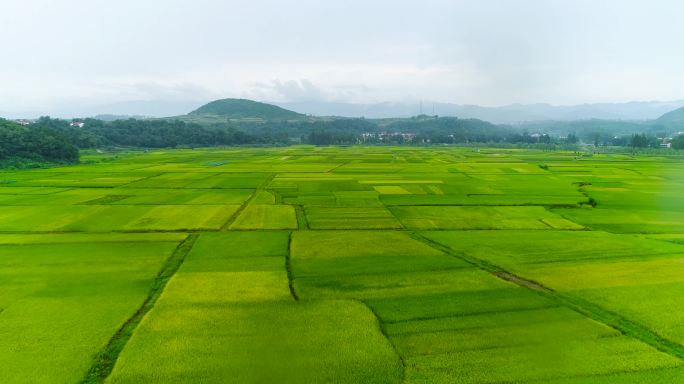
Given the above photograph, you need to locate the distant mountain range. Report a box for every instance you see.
[3,98,684,125]
[0,100,203,120]
[169,99,684,140]
[274,100,684,123]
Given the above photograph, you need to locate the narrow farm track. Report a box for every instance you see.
[116,172,164,187]
[80,233,199,384]
[285,231,299,301]
[411,233,684,361]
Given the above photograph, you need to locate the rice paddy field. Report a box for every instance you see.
[2,146,684,383]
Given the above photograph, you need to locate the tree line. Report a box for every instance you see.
[0,119,79,166]
[2,115,683,166]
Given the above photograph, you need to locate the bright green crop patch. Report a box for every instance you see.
[190,173,270,188]
[367,287,557,323]
[554,207,684,233]
[569,282,684,346]
[230,204,297,229]
[334,190,384,207]
[392,316,619,356]
[541,367,684,383]
[304,207,402,229]
[102,188,254,205]
[421,230,684,265]
[188,231,290,259]
[125,172,218,188]
[404,336,680,384]
[391,205,581,230]
[108,301,403,384]
[294,268,503,300]
[0,232,187,245]
[0,205,239,231]
[381,193,585,206]
[291,230,459,276]
[383,306,583,335]
[522,255,684,290]
[164,270,292,303]
[108,227,402,384]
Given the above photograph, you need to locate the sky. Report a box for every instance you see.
[1,0,683,115]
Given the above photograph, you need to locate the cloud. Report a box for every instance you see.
[92,81,216,102]
[247,79,370,103]
[270,79,327,101]
[3,0,684,112]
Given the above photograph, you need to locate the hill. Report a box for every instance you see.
[656,106,684,124]
[189,98,305,120]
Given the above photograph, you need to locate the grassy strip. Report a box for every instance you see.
[412,233,684,361]
[285,232,299,301]
[80,195,133,205]
[80,233,199,384]
[554,294,684,360]
[294,205,309,230]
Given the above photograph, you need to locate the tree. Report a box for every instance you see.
[0,119,78,163]
[630,133,650,149]
[565,133,578,144]
[672,135,684,149]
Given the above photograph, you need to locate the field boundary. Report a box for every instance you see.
[411,233,684,361]
[80,233,199,384]
[220,173,276,230]
[294,205,309,230]
[285,232,299,301]
[357,299,406,383]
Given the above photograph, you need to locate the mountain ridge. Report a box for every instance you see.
[656,106,684,123]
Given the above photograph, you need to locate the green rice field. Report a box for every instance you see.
[2,146,684,383]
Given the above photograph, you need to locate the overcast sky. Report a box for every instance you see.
[1,0,683,113]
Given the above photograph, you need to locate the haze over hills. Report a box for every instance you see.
[164,98,684,142]
[4,96,684,129]
[656,106,684,124]
[0,100,203,120]
[160,99,684,145]
[4,99,684,124]
[274,100,684,123]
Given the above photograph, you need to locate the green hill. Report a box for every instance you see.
[656,106,684,124]
[189,98,305,120]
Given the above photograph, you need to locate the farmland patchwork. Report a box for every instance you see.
[1,146,684,382]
